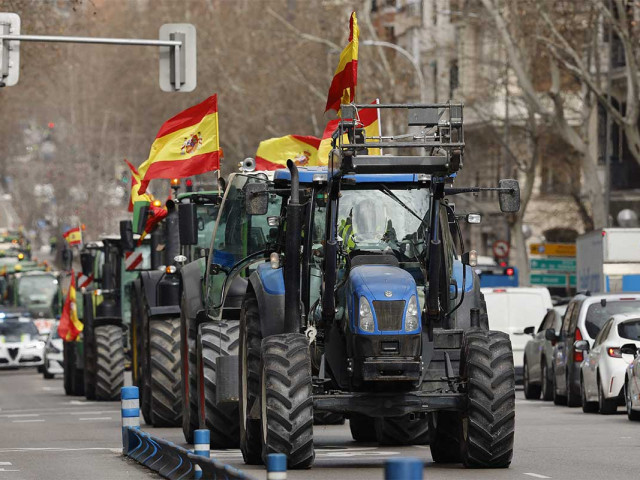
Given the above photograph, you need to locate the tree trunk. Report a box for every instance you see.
[510,216,530,287]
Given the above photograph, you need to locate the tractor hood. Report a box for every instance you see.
[349,265,416,302]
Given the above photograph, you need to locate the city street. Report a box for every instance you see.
[1,369,639,480]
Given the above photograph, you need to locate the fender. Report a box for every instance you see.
[139,270,164,309]
[179,257,206,323]
[248,263,285,338]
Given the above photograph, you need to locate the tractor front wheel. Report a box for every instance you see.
[149,319,182,427]
[94,325,125,401]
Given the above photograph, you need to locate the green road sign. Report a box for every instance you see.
[530,257,576,271]
[530,273,577,287]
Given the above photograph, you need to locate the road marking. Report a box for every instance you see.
[4,414,39,418]
[524,474,551,479]
[79,417,112,421]
[70,411,117,416]
[0,468,19,472]
[11,419,45,423]
[0,462,12,465]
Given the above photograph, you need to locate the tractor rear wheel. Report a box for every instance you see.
[63,342,82,395]
[260,333,314,469]
[459,330,515,468]
[94,325,125,401]
[197,321,240,448]
[239,293,263,465]
[376,415,429,445]
[149,319,182,427]
[349,415,377,442]
[428,411,461,463]
[180,293,199,443]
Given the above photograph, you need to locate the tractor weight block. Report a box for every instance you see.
[408,107,439,127]
[433,328,464,349]
[215,355,239,405]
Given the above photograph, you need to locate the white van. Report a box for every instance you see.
[481,287,553,382]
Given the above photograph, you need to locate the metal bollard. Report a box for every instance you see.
[193,429,210,480]
[266,453,287,480]
[120,386,140,453]
[384,457,423,480]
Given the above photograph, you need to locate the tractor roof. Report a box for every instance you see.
[273,167,430,184]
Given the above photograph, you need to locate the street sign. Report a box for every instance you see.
[529,243,576,257]
[492,240,510,258]
[159,23,196,92]
[530,273,576,287]
[0,13,20,86]
[530,257,576,271]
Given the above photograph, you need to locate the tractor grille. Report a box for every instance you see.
[373,300,405,331]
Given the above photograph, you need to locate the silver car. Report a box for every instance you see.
[578,314,640,414]
[523,305,566,400]
[621,325,640,421]
[42,322,63,379]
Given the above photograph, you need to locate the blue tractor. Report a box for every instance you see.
[206,103,520,468]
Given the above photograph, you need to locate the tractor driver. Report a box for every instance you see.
[338,198,391,253]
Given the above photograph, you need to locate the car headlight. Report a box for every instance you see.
[405,295,419,332]
[358,296,375,333]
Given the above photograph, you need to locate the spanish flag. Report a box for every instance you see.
[325,12,359,113]
[138,95,221,194]
[124,159,151,212]
[63,227,82,247]
[138,201,168,245]
[58,270,83,342]
[318,101,381,164]
[255,135,321,170]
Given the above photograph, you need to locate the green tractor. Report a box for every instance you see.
[128,188,222,428]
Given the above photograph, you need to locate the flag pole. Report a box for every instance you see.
[376,98,383,155]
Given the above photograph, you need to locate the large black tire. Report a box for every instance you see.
[197,321,240,448]
[95,325,125,401]
[239,292,263,465]
[260,333,314,469]
[83,341,97,400]
[460,330,515,468]
[429,411,461,463]
[130,284,143,390]
[523,359,541,400]
[349,415,377,442]
[314,412,345,425]
[149,319,182,427]
[541,361,553,401]
[376,415,429,445]
[63,342,79,395]
[140,301,152,425]
[180,293,199,443]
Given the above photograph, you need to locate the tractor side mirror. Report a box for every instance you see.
[498,179,521,213]
[120,220,135,252]
[245,183,268,215]
[621,343,638,356]
[80,252,93,277]
[178,203,198,246]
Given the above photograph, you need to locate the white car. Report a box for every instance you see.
[0,311,45,369]
[623,340,640,421]
[482,287,553,382]
[42,322,63,379]
[578,314,640,414]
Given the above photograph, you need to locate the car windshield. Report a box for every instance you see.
[0,320,39,340]
[618,320,640,341]
[337,187,430,259]
[18,275,58,307]
[585,300,640,338]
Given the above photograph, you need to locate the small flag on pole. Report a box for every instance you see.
[63,227,82,247]
[325,12,359,114]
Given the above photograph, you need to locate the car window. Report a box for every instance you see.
[584,300,640,338]
[539,311,554,333]
[569,300,582,334]
[593,319,612,346]
[618,319,640,341]
[561,303,575,336]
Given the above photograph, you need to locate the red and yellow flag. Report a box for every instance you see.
[318,101,381,164]
[125,159,152,212]
[63,227,82,246]
[325,12,359,113]
[138,95,221,194]
[58,270,83,342]
[255,135,321,170]
[138,201,168,245]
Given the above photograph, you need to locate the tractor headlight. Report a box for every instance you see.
[405,295,419,332]
[358,296,375,333]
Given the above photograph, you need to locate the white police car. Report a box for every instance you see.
[42,322,63,379]
[0,310,45,369]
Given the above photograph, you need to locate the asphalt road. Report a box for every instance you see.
[1,369,640,480]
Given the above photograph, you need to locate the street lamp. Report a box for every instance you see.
[360,40,426,102]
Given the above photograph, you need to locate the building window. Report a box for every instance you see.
[597,101,620,164]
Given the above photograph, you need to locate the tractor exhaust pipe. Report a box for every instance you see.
[284,159,302,333]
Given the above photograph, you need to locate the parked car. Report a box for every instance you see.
[547,293,640,407]
[623,340,640,421]
[482,287,553,382]
[0,309,45,369]
[42,322,63,379]
[578,314,640,414]
[523,304,567,400]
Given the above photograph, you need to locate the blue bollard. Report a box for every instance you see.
[193,429,210,480]
[266,453,287,480]
[120,386,140,453]
[384,457,423,480]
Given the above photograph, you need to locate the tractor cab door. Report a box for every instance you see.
[204,173,282,321]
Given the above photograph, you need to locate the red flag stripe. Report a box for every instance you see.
[325,59,358,113]
[125,252,144,271]
[138,151,221,194]
[155,95,218,139]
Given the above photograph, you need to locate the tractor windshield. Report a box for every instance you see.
[196,204,219,250]
[337,187,430,259]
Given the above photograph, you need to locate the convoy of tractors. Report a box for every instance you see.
[60,102,522,469]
